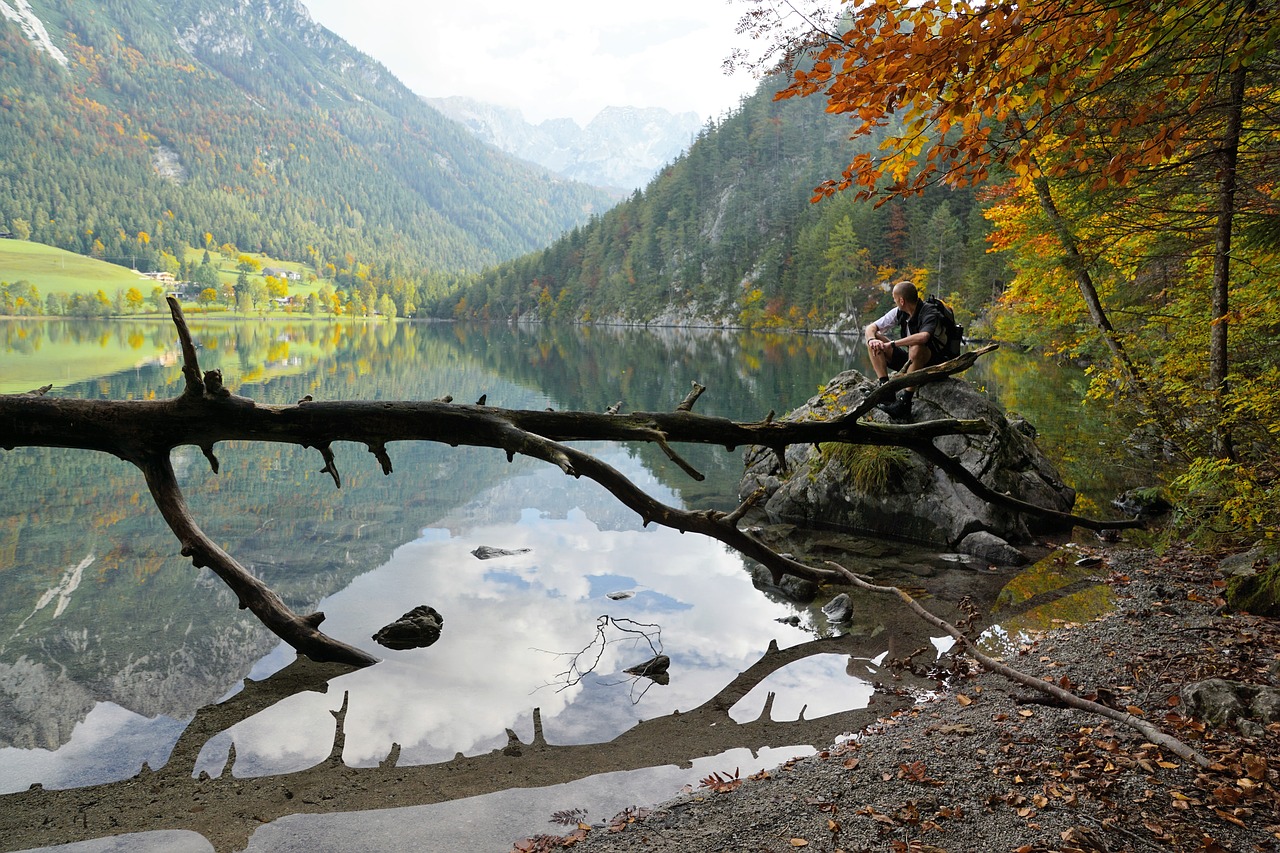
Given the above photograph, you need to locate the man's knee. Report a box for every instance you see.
[908,344,932,369]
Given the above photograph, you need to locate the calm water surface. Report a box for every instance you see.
[0,319,1144,851]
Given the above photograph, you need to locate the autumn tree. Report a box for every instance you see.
[732,0,1280,542]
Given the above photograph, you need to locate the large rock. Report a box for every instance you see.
[1181,678,1280,738]
[372,605,444,651]
[740,370,1076,561]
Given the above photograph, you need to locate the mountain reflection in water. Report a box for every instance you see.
[0,318,1127,852]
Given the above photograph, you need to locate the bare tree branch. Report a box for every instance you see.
[0,299,1136,661]
[0,635,906,853]
[138,449,377,666]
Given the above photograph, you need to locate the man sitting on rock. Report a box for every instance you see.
[863,280,947,420]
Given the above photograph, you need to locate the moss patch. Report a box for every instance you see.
[1226,562,1280,617]
[993,548,1109,612]
[817,443,911,492]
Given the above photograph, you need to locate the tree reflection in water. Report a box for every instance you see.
[1,633,922,853]
[0,318,1127,852]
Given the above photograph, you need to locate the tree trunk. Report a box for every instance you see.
[1030,173,1144,389]
[1209,35,1249,460]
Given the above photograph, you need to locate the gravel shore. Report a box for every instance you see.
[550,546,1280,853]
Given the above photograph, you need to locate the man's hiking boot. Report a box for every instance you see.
[877,392,913,421]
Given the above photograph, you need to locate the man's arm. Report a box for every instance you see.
[896,330,930,347]
[866,308,899,350]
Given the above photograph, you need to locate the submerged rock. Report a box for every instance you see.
[372,605,444,650]
[960,531,1030,566]
[625,655,670,684]
[471,545,531,560]
[821,593,853,623]
[740,370,1076,562]
[748,564,819,603]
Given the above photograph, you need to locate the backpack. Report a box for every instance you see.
[925,295,964,359]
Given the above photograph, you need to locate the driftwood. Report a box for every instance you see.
[0,299,1134,665]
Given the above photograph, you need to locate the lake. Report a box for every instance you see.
[0,318,1147,852]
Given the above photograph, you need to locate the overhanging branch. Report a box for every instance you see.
[138,450,376,667]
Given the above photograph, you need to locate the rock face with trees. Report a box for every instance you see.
[742,371,1075,564]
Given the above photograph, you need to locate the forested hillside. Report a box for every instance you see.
[438,82,1006,330]
[0,0,611,288]
[719,0,1280,549]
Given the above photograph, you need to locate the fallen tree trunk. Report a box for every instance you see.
[0,299,1137,665]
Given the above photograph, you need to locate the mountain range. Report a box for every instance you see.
[444,82,1005,330]
[0,0,612,280]
[1,0,1005,329]
[426,97,704,194]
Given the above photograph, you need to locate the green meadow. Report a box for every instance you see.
[181,247,315,291]
[0,240,150,295]
[1,241,377,395]
[0,317,337,395]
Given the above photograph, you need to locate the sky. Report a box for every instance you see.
[301,0,766,126]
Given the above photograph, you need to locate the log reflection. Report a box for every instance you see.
[0,633,914,853]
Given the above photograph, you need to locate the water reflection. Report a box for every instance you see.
[0,319,1142,851]
[193,455,822,779]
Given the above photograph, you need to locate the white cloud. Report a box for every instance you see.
[302,0,762,125]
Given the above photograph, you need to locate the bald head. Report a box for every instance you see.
[892,280,919,305]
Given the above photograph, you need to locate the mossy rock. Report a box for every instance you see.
[741,370,1076,552]
[1226,561,1280,617]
